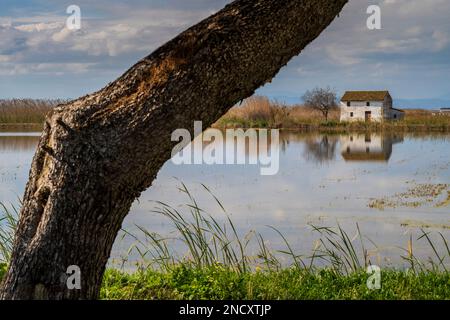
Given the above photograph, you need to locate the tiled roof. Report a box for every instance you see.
[341,91,389,102]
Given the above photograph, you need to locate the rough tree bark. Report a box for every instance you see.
[1,0,347,299]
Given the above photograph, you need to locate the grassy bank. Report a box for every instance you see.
[214,96,450,132]
[101,266,450,300]
[1,184,449,300]
[1,97,448,133]
[0,262,448,300]
[0,263,6,281]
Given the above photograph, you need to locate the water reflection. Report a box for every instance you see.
[282,132,405,164]
[340,133,404,162]
[303,135,338,164]
[0,133,40,203]
[0,135,40,151]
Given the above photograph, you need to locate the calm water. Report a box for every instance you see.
[1,130,449,268]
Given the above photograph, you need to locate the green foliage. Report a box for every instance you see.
[122,184,450,275]
[101,266,450,300]
[216,97,450,131]
[124,183,252,273]
[0,263,7,280]
[105,184,450,300]
[2,186,449,300]
[0,203,18,264]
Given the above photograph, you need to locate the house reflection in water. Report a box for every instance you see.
[340,133,404,162]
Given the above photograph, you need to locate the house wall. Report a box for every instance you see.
[339,93,404,122]
[388,109,403,120]
[339,102,384,122]
[383,95,392,120]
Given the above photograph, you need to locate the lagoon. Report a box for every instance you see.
[0,129,449,268]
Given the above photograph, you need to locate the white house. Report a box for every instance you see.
[339,91,404,122]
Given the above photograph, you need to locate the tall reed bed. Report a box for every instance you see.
[1,184,449,275]
[120,183,450,275]
[0,203,18,264]
[215,96,340,128]
[215,96,292,128]
[0,99,65,124]
[215,96,450,131]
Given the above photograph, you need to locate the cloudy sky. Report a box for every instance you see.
[1,0,450,107]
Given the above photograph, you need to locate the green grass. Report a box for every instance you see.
[102,183,449,300]
[1,184,449,300]
[215,98,450,132]
[0,261,448,300]
[101,266,450,300]
[0,203,18,264]
[215,118,450,132]
[0,263,6,281]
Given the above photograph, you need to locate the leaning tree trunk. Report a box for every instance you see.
[1,0,347,299]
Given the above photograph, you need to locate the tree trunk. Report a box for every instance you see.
[1,0,347,299]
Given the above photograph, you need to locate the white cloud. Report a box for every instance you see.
[325,45,362,66]
[382,0,448,16]
[51,27,72,42]
[15,22,62,32]
[1,0,450,100]
[432,30,449,51]
[0,6,213,67]
[0,55,11,63]
[376,38,421,52]
[0,62,96,76]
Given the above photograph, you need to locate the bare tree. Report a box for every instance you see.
[302,87,338,122]
[0,0,348,299]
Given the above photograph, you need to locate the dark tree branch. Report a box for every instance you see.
[1,0,348,299]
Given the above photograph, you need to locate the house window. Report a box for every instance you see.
[350,112,354,117]
[347,101,351,107]
[394,114,397,119]
[366,102,370,106]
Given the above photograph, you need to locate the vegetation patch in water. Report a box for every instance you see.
[369,183,449,210]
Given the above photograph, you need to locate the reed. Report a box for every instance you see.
[1,189,449,300]
[215,96,295,128]
[0,203,18,264]
[2,189,449,274]
[0,99,65,124]
[215,96,450,131]
[123,183,252,273]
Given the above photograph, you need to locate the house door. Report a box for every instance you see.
[365,111,372,122]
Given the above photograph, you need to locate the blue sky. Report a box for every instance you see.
[1,0,450,108]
